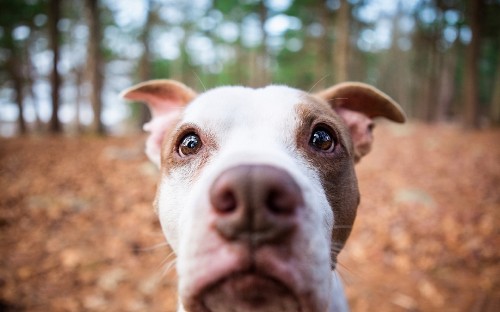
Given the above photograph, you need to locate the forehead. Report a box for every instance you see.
[181,85,305,131]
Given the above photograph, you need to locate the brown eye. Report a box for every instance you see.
[179,133,202,156]
[310,127,335,152]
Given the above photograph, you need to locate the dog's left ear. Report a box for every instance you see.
[120,79,197,167]
[315,82,406,162]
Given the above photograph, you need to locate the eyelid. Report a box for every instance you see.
[312,123,338,142]
[174,125,200,148]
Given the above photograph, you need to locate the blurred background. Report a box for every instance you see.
[0,0,499,135]
[0,0,499,311]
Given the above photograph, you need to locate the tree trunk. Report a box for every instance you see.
[463,0,481,128]
[414,32,438,122]
[257,0,269,86]
[381,2,410,117]
[490,57,500,125]
[138,0,153,127]
[333,0,350,83]
[48,0,62,133]
[312,0,331,91]
[73,66,84,133]
[25,23,43,132]
[436,48,457,122]
[4,23,27,135]
[427,45,441,122]
[10,56,27,135]
[85,0,105,135]
[26,56,42,131]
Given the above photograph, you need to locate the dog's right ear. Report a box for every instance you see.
[315,82,405,162]
[120,79,197,167]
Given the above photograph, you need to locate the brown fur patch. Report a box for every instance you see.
[153,117,219,213]
[295,96,360,266]
[163,121,218,173]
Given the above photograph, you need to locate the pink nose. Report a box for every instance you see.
[209,165,304,245]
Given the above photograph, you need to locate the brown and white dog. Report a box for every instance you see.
[121,80,405,312]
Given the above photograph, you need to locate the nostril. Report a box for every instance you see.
[214,189,237,213]
[266,190,295,214]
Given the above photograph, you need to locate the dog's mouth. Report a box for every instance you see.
[200,271,301,312]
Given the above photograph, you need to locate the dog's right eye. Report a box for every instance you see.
[309,127,336,152]
[179,133,202,156]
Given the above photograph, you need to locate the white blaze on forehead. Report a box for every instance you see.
[182,85,303,149]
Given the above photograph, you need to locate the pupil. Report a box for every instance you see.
[311,129,333,150]
[314,131,330,144]
[179,133,202,156]
[185,136,198,149]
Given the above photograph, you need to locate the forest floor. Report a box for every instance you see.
[0,122,499,312]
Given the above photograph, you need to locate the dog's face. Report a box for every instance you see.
[122,81,404,312]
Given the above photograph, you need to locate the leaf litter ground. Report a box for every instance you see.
[0,122,499,311]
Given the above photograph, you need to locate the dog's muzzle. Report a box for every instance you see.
[185,165,306,311]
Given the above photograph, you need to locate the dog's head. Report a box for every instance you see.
[122,80,404,312]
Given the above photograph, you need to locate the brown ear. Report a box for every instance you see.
[315,82,406,162]
[120,79,197,167]
[120,79,197,117]
[315,81,406,123]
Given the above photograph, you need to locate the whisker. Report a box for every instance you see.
[139,241,171,252]
[308,74,330,93]
[336,261,369,291]
[332,269,345,287]
[157,250,176,269]
[336,261,356,276]
[327,97,349,104]
[193,70,207,92]
[161,258,177,277]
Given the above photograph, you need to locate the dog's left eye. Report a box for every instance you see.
[179,133,202,156]
[310,127,335,152]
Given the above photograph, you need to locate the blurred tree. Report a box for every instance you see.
[85,0,105,134]
[412,1,440,122]
[2,27,26,134]
[478,0,500,125]
[491,58,500,125]
[138,0,155,126]
[334,0,350,83]
[377,1,410,116]
[48,0,62,133]
[63,0,88,134]
[432,0,460,123]
[24,29,43,131]
[2,0,500,135]
[257,0,270,86]
[463,0,481,128]
[0,0,46,134]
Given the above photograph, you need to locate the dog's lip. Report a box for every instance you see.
[199,269,302,312]
[204,269,295,297]
[187,257,310,312]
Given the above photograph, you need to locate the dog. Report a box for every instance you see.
[121,80,405,312]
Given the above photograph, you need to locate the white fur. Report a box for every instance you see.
[153,86,348,311]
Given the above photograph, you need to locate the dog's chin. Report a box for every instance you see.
[197,272,300,312]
